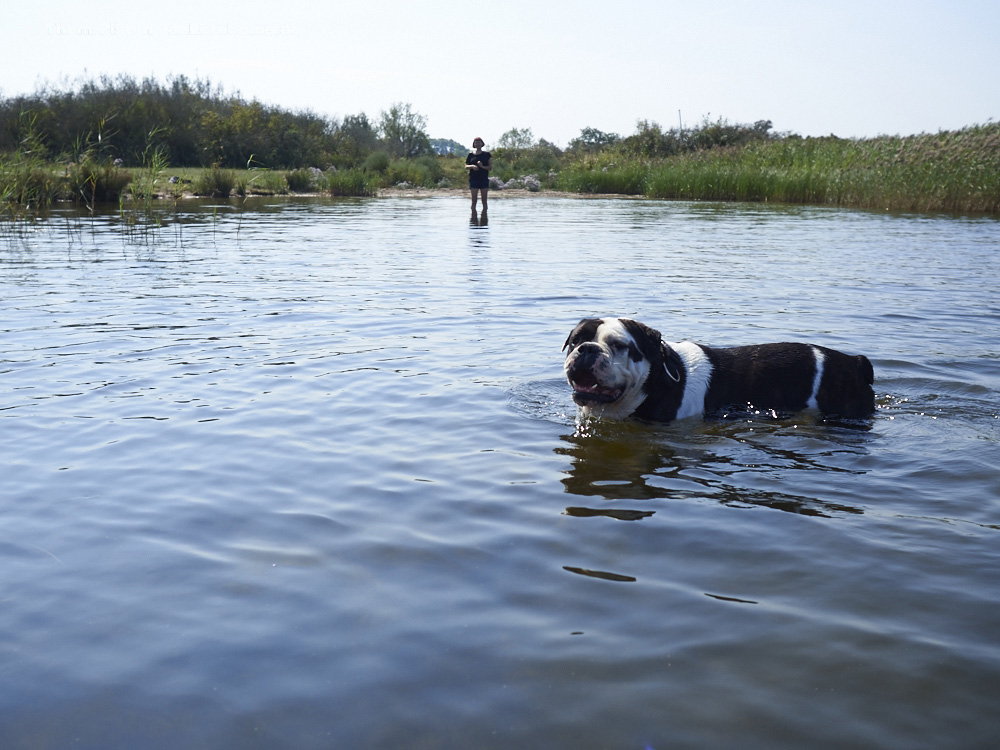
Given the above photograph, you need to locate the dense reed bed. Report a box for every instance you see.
[0,162,382,206]
[563,123,1000,214]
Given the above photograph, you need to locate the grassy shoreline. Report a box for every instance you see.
[3,123,999,216]
[560,123,1000,214]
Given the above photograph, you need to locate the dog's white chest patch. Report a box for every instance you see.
[671,342,713,420]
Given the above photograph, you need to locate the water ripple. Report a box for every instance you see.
[2,197,998,749]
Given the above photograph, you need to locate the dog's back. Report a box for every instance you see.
[697,343,874,419]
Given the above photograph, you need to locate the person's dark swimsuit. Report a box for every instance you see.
[466,151,491,189]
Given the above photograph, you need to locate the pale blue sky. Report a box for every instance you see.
[3,0,997,149]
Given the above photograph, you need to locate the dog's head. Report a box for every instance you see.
[562,317,664,419]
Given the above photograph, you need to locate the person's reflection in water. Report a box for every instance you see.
[468,209,489,248]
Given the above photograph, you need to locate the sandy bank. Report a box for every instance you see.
[376,186,642,200]
[139,185,642,201]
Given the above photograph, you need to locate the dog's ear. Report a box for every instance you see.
[561,332,572,352]
[562,318,602,352]
[619,318,663,362]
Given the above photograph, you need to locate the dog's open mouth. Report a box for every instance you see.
[569,371,623,405]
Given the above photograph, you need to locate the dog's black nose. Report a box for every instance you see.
[568,342,601,374]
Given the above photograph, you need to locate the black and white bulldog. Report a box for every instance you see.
[563,317,875,422]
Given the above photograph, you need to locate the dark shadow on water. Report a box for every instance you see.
[562,566,637,583]
[564,507,656,521]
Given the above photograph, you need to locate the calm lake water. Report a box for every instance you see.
[2,196,999,749]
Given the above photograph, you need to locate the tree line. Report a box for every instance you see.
[4,75,994,214]
[0,74,435,169]
[0,74,781,172]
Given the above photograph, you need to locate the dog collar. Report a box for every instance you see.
[660,341,683,383]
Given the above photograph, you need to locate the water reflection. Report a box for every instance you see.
[4,196,1000,749]
[468,209,489,248]
[469,209,489,228]
[556,422,867,517]
[557,429,677,502]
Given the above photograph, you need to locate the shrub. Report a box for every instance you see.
[362,151,390,173]
[242,169,288,195]
[67,158,132,203]
[386,160,424,186]
[325,168,379,197]
[386,157,443,188]
[285,168,315,192]
[491,139,562,182]
[193,166,235,197]
[413,154,444,183]
[437,155,470,186]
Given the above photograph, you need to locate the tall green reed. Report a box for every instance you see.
[557,161,647,194]
[1,113,62,224]
[572,123,1000,214]
[325,168,379,197]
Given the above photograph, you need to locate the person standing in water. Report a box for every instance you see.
[465,137,491,214]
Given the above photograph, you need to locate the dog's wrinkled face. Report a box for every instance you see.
[563,317,654,418]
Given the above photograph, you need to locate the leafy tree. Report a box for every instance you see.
[430,138,467,155]
[491,129,563,181]
[496,127,534,153]
[0,74,337,168]
[568,127,621,153]
[333,113,380,166]
[688,116,774,151]
[378,102,431,158]
[619,119,683,158]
